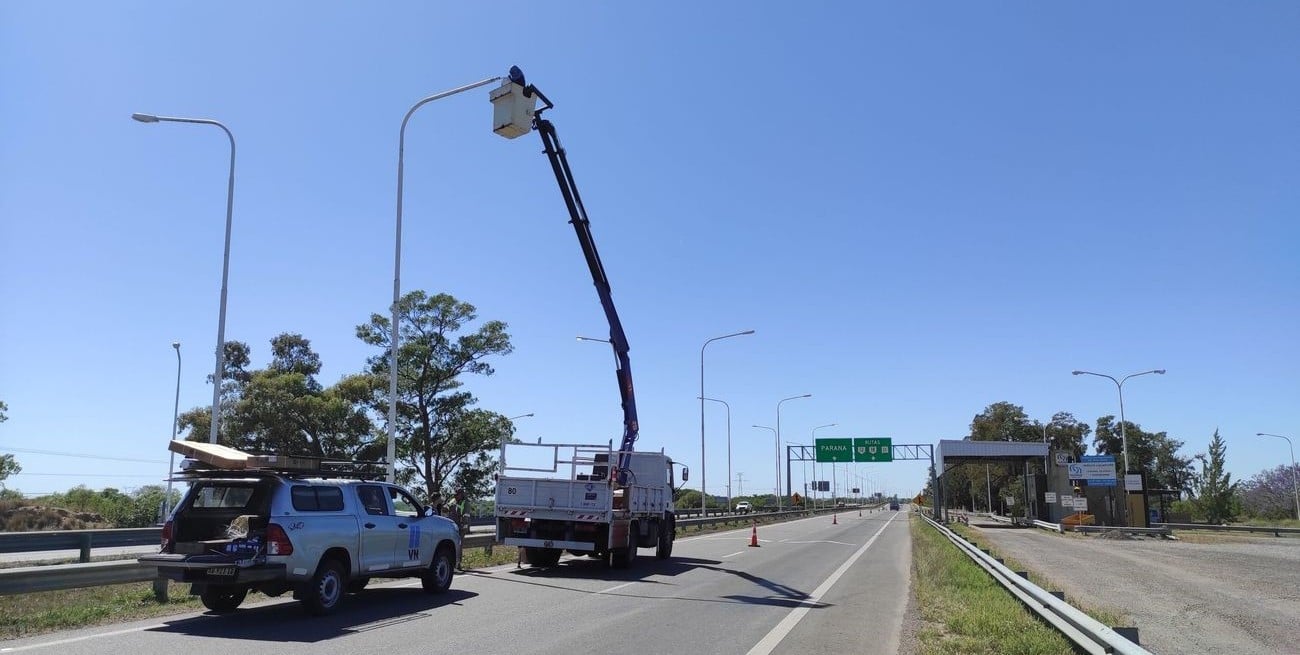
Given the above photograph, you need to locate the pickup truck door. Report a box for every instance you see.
[354,484,402,573]
[386,485,434,568]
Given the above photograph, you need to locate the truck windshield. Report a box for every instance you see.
[190,483,257,509]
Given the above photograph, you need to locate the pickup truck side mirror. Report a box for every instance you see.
[423,507,435,518]
[681,468,689,482]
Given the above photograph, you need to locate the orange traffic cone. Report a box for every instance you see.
[858,508,862,517]
[832,513,838,525]
[748,522,760,547]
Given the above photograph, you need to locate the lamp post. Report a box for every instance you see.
[753,425,777,507]
[163,342,181,519]
[385,75,504,483]
[499,413,534,474]
[700,397,732,512]
[776,394,811,510]
[812,423,836,509]
[1256,433,1299,520]
[700,330,755,517]
[132,113,235,445]
[1072,369,1165,474]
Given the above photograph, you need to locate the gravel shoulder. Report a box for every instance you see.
[967,521,1300,655]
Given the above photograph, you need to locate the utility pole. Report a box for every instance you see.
[735,472,744,497]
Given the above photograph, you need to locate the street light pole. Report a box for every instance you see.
[776,394,811,510]
[700,397,732,511]
[812,423,837,509]
[164,342,181,519]
[700,330,755,516]
[753,425,777,507]
[1072,369,1166,474]
[132,113,235,445]
[499,413,534,474]
[386,75,504,483]
[1256,432,1300,521]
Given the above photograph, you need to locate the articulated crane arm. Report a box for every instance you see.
[518,71,639,483]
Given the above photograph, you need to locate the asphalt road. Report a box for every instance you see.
[967,521,1300,655]
[0,509,910,655]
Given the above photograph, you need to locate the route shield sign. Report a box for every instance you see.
[815,438,854,462]
[853,437,892,462]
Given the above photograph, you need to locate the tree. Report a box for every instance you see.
[968,402,1035,442]
[1237,463,1300,521]
[177,340,254,444]
[1044,411,1090,460]
[1192,430,1237,524]
[1093,416,1194,493]
[179,335,381,460]
[0,400,18,488]
[357,291,514,505]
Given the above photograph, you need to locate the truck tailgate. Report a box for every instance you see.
[496,477,611,518]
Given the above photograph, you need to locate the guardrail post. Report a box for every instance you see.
[152,577,169,602]
[79,534,92,563]
[1049,591,1064,601]
[1114,627,1140,645]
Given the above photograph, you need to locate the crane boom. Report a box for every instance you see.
[527,85,640,480]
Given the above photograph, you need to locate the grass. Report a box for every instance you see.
[950,524,1128,629]
[911,517,1080,655]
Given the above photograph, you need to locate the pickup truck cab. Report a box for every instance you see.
[141,444,460,616]
[734,501,752,514]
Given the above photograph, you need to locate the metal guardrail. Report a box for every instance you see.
[1033,520,1063,533]
[1155,522,1300,537]
[922,513,1152,655]
[1074,525,1170,536]
[0,528,160,558]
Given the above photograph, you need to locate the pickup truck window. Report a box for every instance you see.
[192,484,256,509]
[357,485,389,516]
[291,485,344,512]
[387,486,422,518]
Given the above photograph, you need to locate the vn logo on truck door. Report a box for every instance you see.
[407,525,421,561]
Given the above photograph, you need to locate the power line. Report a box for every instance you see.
[0,445,165,464]
[13,472,160,478]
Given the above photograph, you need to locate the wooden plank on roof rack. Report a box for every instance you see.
[169,440,253,469]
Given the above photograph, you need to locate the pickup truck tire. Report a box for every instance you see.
[421,545,455,594]
[199,585,247,613]
[301,559,345,616]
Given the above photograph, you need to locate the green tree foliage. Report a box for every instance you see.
[177,340,254,443]
[1044,411,1090,460]
[179,335,381,460]
[0,400,19,489]
[43,485,178,528]
[1193,429,1237,524]
[357,291,514,505]
[1093,416,1194,492]
[968,401,1035,442]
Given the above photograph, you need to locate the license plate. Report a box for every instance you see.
[207,567,236,577]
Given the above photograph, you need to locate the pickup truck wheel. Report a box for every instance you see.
[301,559,345,616]
[200,585,247,613]
[421,545,454,594]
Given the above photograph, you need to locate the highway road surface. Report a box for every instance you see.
[0,509,910,655]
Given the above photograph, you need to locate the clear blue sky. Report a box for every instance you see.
[2,2,1297,501]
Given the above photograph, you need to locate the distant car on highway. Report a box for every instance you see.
[734,501,752,514]
[889,500,900,511]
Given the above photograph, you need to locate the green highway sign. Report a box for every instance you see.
[815,438,854,463]
[854,437,892,462]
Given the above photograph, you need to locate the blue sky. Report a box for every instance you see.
[2,2,1297,502]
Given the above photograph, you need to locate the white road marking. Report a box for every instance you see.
[745,513,897,655]
[0,623,167,652]
[783,540,856,546]
[595,581,637,595]
[721,551,746,558]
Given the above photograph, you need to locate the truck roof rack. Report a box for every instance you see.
[168,440,387,480]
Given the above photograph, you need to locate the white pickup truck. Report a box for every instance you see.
[494,441,684,568]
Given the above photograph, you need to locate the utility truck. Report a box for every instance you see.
[489,67,686,568]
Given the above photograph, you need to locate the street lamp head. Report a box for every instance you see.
[131,113,160,123]
[740,330,756,335]
[172,341,180,349]
[1071,370,1084,376]
[800,394,812,398]
[1154,369,1167,375]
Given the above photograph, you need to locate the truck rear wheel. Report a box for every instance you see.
[525,547,562,567]
[612,521,637,569]
[199,584,247,613]
[656,517,674,560]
